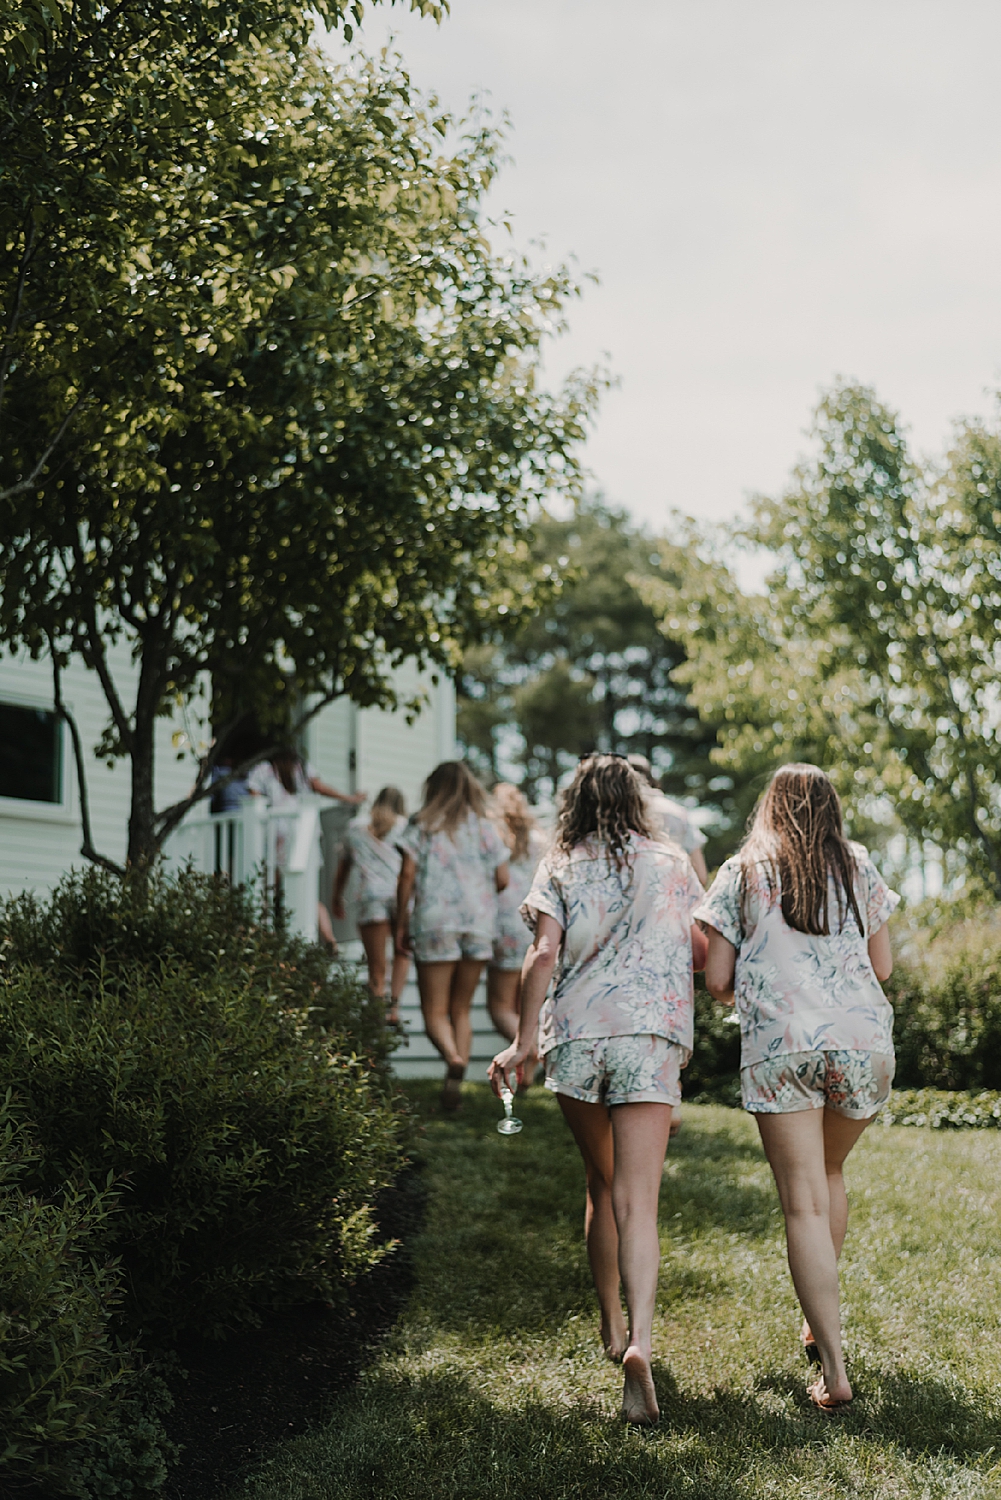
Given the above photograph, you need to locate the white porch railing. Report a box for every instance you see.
[162,796,323,943]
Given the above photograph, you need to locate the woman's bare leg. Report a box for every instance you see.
[448,958,484,1068]
[417,962,462,1069]
[756,1109,870,1405]
[487,967,520,1041]
[557,1095,627,1360]
[359,921,390,997]
[390,951,410,1011]
[610,1102,673,1424]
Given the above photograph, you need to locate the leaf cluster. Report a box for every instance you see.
[0,869,407,1342]
[456,498,721,823]
[0,22,597,864]
[641,381,1001,887]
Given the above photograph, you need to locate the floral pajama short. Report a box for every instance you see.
[544,1034,685,1107]
[412,930,494,964]
[741,1049,894,1117]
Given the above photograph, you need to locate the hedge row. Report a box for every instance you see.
[0,869,406,1498]
[879,1088,1001,1129]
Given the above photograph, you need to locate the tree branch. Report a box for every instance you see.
[0,215,37,417]
[50,644,127,877]
[151,682,345,846]
[0,393,88,503]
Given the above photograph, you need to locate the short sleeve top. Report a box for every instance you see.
[247,759,314,811]
[345,815,407,906]
[644,790,706,854]
[398,811,508,941]
[692,843,899,1067]
[522,833,704,1058]
[497,827,549,922]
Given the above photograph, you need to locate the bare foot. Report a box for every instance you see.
[621,1346,659,1426]
[601,1310,628,1363]
[808,1374,853,1411]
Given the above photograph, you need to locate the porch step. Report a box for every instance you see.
[336,941,505,1081]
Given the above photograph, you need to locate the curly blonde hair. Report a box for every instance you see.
[491,783,536,863]
[740,763,862,935]
[554,754,652,871]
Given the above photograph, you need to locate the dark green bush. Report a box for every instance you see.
[682,983,742,1103]
[887,905,1001,1090]
[0,1097,171,1498]
[0,865,392,1067]
[0,957,405,1341]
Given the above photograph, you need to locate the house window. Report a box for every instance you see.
[0,703,63,803]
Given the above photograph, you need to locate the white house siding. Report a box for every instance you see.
[0,652,495,1078]
[0,647,200,897]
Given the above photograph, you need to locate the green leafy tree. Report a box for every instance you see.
[642,382,1001,890]
[0,34,596,872]
[457,498,721,814]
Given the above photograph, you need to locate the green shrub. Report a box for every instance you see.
[682,983,742,1103]
[886,904,1001,1090]
[881,1087,1001,1129]
[0,1097,171,1498]
[0,957,406,1342]
[0,866,392,1068]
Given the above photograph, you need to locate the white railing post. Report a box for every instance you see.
[280,800,320,943]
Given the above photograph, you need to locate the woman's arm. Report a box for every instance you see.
[488,913,563,1095]
[704,926,736,1005]
[691,922,708,972]
[868,921,892,982]
[394,852,416,956]
[308,775,366,805]
[495,860,510,893]
[331,850,352,921]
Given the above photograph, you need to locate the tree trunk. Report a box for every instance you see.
[126,648,164,873]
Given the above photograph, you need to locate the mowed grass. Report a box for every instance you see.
[230,1086,1001,1499]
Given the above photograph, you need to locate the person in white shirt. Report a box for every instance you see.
[249,747,364,952]
[486,783,549,1077]
[625,755,708,885]
[696,763,898,1414]
[332,787,410,1027]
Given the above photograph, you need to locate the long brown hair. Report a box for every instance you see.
[555,754,652,872]
[370,786,405,840]
[740,763,863,935]
[415,760,487,837]
[491,783,536,862]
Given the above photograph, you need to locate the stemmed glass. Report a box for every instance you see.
[497,1084,523,1135]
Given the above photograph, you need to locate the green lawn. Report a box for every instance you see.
[230,1085,1001,1499]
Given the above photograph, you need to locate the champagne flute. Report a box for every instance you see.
[497,1083,523,1135]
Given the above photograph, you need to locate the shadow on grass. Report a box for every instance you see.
[408,1087,778,1339]
[234,1360,1001,1500]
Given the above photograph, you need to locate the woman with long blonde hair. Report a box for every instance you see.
[332,786,409,1026]
[396,762,509,1111]
[486,783,548,1073]
[695,763,898,1412]
[490,754,706,1425]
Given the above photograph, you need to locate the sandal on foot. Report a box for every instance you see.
[801,1334,821,1366]
[807,1377,852,1413]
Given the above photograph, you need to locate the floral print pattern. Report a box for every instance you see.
[522,834,704,1058]
[741,1049,895,1117]
[398,811,508,950]
[693,843,899,1069]
[345,814,407,925]
[492,828,549,971]
[545,1034,685,1107]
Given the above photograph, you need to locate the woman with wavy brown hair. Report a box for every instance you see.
[695,763,898,1412]
[489,754,706,1425]
[396,762,510,1111]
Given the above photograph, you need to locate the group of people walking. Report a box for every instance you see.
[487,754,897,1427]
[267,746,897,1429]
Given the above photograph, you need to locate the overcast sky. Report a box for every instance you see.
[327,0,1001,535]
